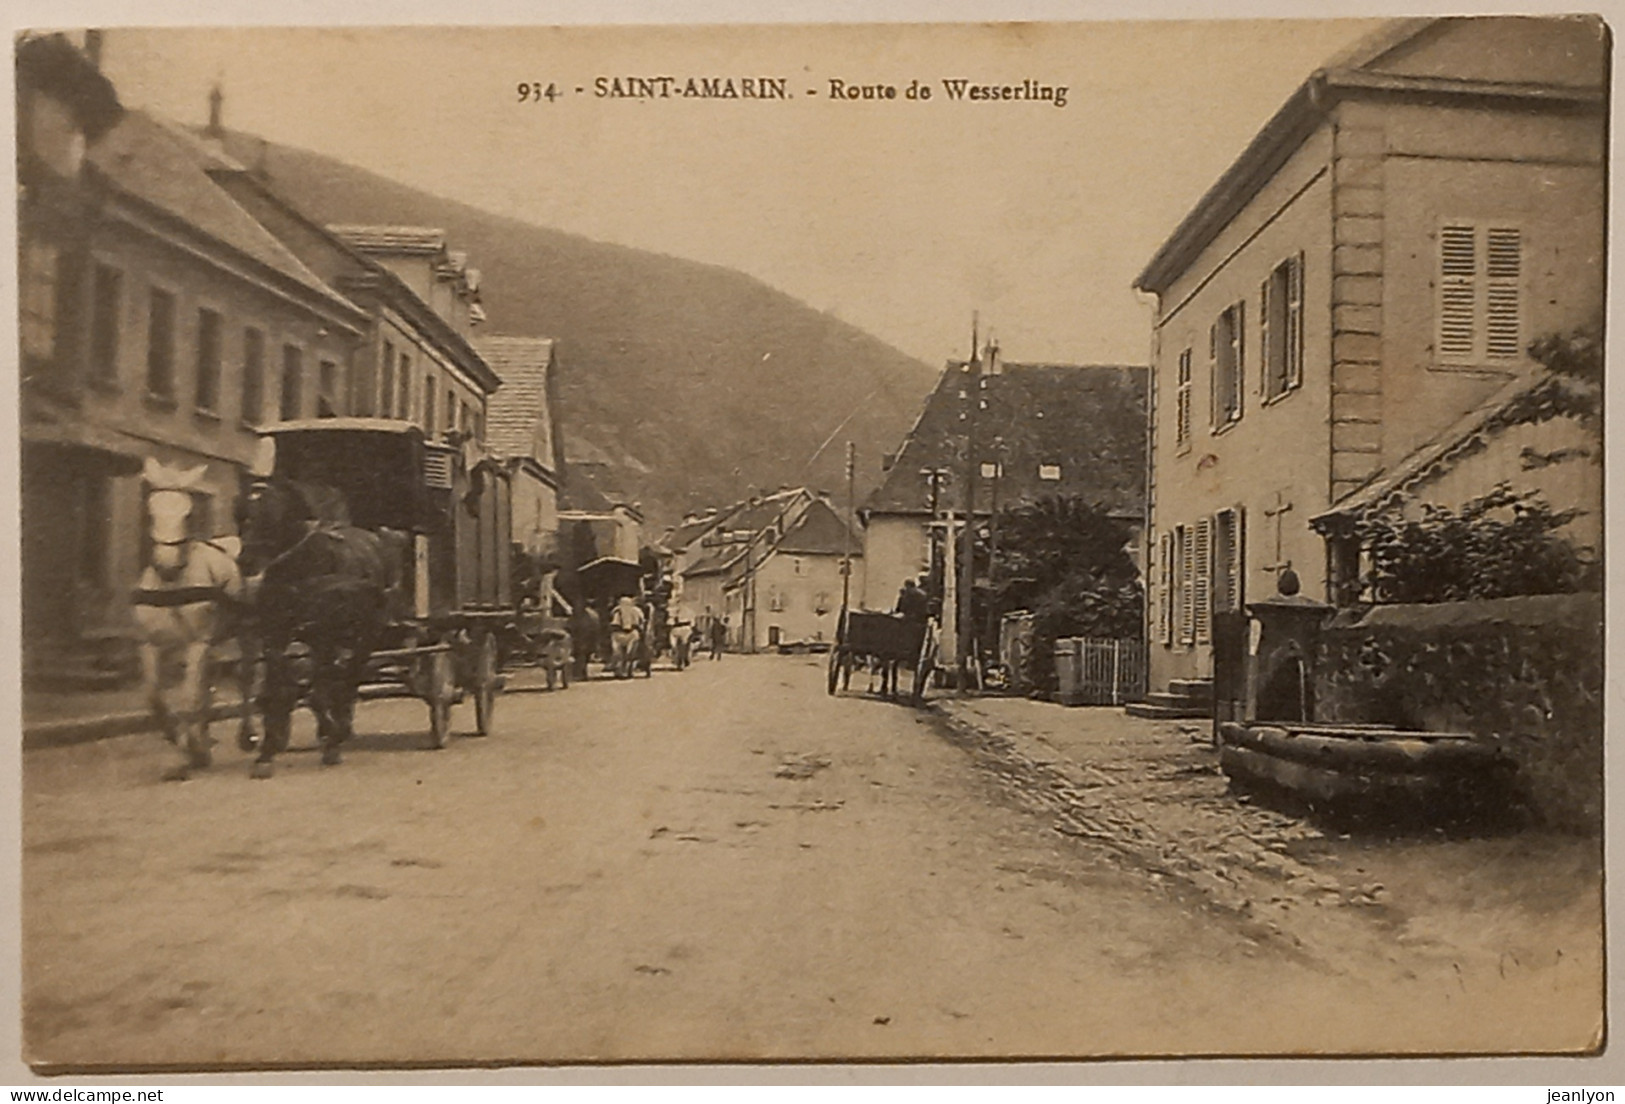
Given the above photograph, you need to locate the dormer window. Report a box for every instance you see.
[1038,463,1062,481]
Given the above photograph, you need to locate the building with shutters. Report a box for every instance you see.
[859,355,1147,616]
[1132,16,1606,704]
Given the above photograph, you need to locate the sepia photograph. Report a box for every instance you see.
[10,8,1610,1073]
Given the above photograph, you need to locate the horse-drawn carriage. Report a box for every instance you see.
[237,419,513,774]
[825,608,938,706]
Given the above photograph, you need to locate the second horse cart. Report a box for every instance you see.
[826,608,938,706]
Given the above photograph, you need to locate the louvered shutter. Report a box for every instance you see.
[1193,515,1213,644]
[1287,254,1305,388]
[1158,531,1173,645]
[1259,275,1272,397]
[1484,227,1521,359]
[1231,305,1245,422]
[1178,525,1194,645]
[1438,224,1477,362]
[1207,324,1218,429]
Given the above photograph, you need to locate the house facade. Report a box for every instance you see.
[860,357,1148,613]
[20,36,375,678]
[1133,16,1606,695]
[476,336,565,568]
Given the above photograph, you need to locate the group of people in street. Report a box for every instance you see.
[602,595,730,678]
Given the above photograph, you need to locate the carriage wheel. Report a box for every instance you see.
[473,632,500,736]
[826,647,843,695]
[910,625,938,707]
[426,650,455,750]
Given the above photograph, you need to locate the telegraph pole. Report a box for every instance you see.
[959,345,979,691]
[841,441,855,614]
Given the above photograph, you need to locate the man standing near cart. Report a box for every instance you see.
[608,594,646,679]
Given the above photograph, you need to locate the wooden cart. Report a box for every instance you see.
[825,608,937,706]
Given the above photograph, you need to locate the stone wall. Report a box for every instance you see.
[1315,593,1603,834]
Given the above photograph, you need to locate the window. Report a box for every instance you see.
[423,377,438,436]
[144,288,177,400]
[792,556,807,577]
[1261,254,1304,401]
[445,389,457,435]
[769,588,785,612]
[460,401,472,436]
[381,341,396,417]
[90,263,121,384]
[19,240,58,360]
[280,344,302,421]
[194,308,222,413]
[1210,303,1244,429]
[1213,507,1245,614]
[241,328,265,424]
[1437,223,1522,365]
[1174,348,1193,449]
[1038,463,1062,481]
[980,461,1000,480]
[318,360,339,417]
[397,351,412,418]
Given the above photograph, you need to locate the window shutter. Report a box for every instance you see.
[1232,505,1247,611]
[1438,224,1477,361]
[1258,275,1272,397]
[1193,515,1213,644]
[1208,324,1218,429]
[1232,305,1245,422]
[1484,227,1521,359]
[1287,254,1305,388]
[1158,531,1173,645]
[1178,524,1194,645]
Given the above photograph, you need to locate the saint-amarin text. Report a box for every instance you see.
[515,76,1070,107]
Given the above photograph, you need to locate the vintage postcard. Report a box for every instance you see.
[10,9,1610,1074]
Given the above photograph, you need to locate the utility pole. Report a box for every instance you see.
[922,466,954,670]
[841,442,855,615]
[958,344,979,691]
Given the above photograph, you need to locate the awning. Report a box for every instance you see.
[576,556,644,600]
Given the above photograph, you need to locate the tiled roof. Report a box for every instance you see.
[776,500,861,556]
[87,111,354,312]
[328,224,447,255]
[476,336,556,463]
[863,362,1148,518]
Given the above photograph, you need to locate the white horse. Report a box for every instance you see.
[132,458,244,781]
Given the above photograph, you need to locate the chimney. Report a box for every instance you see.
[206,84,224,139]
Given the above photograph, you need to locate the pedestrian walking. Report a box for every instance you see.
[709,616,728,660]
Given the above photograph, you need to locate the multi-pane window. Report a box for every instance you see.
[1261,254,1304,401]
[318,360,339,417]
[241,328,265,424]
[1210,302,1244,429]
[381,341,396,417]
[194,308,222,413]
[1437,223,1522,365]
[398,352,412,419]
[90,263,121,384]
[145,288,177,400]
[1038,463,1062,481]
[280,344,303,421]
[424,379,438,437]
[19,240,58,360]
[1174,348,1193,448]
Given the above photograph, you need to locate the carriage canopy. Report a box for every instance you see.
[259,419,432,533]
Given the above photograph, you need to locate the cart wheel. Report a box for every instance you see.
[910,625,937,707]
[426,650,454,749]
[473,632,499,736]
[826,647,843,695]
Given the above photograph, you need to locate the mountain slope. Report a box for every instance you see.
[216,132,939,530]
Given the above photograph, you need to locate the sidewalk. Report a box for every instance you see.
[23,684,248,750]
[928,692,1602,975]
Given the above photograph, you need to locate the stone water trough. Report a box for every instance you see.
[1212,573,1513,820]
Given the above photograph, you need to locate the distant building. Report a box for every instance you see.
[859,356,1148,613]
[668,487,860,650]
[1132,16,1606,701]
[476,336,564,569]
[557,439,644,570]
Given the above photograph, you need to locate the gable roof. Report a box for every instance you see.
[677,488,814,577]
[476,336,558,464]
[863,362,1148,519]
[776,499,861,556]
[86,110,362,318]
[1135,16,1606,295]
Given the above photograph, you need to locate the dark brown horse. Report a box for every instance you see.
[237,477,407,779]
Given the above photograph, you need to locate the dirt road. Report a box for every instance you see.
[21,656,1601,1069]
